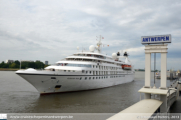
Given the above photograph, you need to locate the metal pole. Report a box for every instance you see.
[155,53,156,84]
[154,53,156,86]
[20,60,21,70]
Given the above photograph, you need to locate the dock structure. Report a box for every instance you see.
[155,70,180,80]
[107,99,162,120]
[108,35,181,120]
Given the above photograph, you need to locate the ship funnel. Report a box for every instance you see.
[123,52,128,57]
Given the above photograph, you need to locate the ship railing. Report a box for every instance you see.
[72,54,106,59]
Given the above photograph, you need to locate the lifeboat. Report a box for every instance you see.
[122,64,132,70]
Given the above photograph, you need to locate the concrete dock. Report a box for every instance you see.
[107,99,163,120]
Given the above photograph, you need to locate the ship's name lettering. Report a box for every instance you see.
[67,78,79,79]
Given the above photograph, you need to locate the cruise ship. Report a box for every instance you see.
[16,38,135,94]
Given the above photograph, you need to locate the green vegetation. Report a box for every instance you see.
[135,69,145,71]
[0,60,47,69]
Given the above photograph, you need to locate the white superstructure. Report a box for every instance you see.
[16,37,135,94]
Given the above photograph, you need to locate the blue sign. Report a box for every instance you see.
[141,34,171,44]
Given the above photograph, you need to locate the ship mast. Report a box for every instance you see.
[97,35,103,53]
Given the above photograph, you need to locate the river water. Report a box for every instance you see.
[0,71,172,113]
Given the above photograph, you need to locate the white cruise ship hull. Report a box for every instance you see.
[16,71,134,94]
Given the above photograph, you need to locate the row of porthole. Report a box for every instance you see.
[110,75,125,78]
[83,71,124,74]
[92,65,120,70]
[80,76,108,80]
[79,75,125,80]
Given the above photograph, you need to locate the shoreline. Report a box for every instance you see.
[0,68,19,71]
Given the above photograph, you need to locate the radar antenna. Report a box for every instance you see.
[96,35,103,53]
[95,35,109,53]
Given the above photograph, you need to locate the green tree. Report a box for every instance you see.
[14,60,20,65]
[44,65,49,68]
[35,61,44,69]
[21,62,28,69]
[10,63,18,68]
[4,61,46,69]
[21,65,26,69]
[0,61,5,68]
[2,64,9,68]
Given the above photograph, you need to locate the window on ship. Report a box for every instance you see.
[64,63,91,68]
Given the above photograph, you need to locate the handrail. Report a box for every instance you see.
[167,88,177,112]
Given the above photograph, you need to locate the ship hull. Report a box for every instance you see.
[16,73,134,94]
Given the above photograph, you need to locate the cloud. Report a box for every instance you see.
[0,0,181,69]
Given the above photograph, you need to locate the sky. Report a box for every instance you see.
[0,0,181,70]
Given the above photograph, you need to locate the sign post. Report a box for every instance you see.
[140,34,171,112]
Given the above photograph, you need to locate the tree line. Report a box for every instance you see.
[0,60,48,69]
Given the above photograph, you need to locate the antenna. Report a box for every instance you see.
[20,59,21,70]
[95,35,103,53]
[77,46,79,52]
[96,36,98,41]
